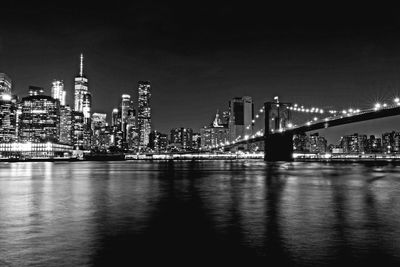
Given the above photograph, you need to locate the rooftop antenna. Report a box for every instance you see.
[80,53,84,76]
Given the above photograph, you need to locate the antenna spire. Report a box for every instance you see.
[80,53,84,76]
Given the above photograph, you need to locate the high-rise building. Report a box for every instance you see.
[91,113,112,151]
[228,96,254,142]
[0,74,17,142]
[71,111,84,149]
[126,109,138,150]
[137,81,151,150]
[74,54,91,123]
[59,105,72,145]
[19,90,60,143]
[51,80,66,106]
[0,73,12,97]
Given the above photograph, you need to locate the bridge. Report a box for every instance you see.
[214,97,400,161]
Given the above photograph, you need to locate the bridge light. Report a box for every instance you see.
[374,103,381,111]
[315,108,319,112]
[342,110,347,114]
[320,110,324,114]
[356,109,360,113]
[306,109,310,112]
[313,117,318,121]
[349,108,353,113]
[287,123,293,128]
[244,135,249,140]
[251,120,255,123]
[395,97,400,103]
[306,122,311,126]
[294,104,298,107]
[255,115,259,118]
[383,103,387,107]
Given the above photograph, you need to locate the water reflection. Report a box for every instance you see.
[1,161,400,266]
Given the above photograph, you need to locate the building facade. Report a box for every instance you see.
[74,54,91,124]
[137,81,151,150]
[51,80,66,106]
[228,96,253,142]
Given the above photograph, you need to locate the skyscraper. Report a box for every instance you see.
[137,81,151,150]
[74,54,91,123]
[0,73,12,98]
[51,80,66,106]
[19,89,60,143]
[228,96,254,142]
[0,73,17,142]
[59,105,72,145]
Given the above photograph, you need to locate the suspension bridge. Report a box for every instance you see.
[212,96,400,161]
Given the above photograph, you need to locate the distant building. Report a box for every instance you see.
[0,73,12,96]
[91,113,112,151]
[137,81,151,150]
[293,133,308,152]
[51,80,66,106]
[59,105,72,145]
[308,133,327,154]
[74,54,91,124]
[340,133,367,153]
[382,131,400,153]
[170,127,193,151]
[28,86,44,96]
[71,111,84,149]
[228,96,253,142]
[149,130,168,152]
[19,91,60,143]
[200,111,229,149]
[192,132,201,151]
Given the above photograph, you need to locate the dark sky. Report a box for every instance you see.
[2,2,400,143]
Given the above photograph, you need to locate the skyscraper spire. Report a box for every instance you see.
[79,53,84,77]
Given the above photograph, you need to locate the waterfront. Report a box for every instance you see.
[1,161,400,266]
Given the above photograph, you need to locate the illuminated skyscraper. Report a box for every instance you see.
[51,80,66,106]
[19,89,60,143]
[59,105,72,145]
[0,73,12,97]
[137,81,151,150]
[228,96,253,142]
[74,54,91,123]
[0,73,17,142]
[120,94,132,132]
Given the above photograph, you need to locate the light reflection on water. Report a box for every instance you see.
[1,161,400,266]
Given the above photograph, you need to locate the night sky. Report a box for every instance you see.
[2,2,400,143]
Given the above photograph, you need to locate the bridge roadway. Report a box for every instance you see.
[229,105,400,160]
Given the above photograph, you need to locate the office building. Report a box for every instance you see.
[51,80,66,106]
[137,81,151,150]
[19,90,60,143]
[170,127,193,151]
[228,96,253,142]
[74,54,91,124]
[59,105,72,145]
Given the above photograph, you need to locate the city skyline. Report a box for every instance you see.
[2,3,400,138]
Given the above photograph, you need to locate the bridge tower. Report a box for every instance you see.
[264,97,294,161]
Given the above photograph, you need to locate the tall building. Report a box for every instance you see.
[74,54,91,124]
[51,80,66,106]
[71,111,84,149]
[91,113,112,151]
[0,74,17,142]
[126,109,138,150]
[170,127,193,151]
[228,96,254,142]
[137,81,151,150]
[0,73,12,97]
[19,90,60,143]
[59,105,72,145]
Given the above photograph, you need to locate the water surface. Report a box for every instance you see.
[1,161,400,266]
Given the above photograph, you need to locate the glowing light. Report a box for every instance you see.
[287,123,293,128]
[313,117,318,121]
[395,97,400,103]
[383,103,387,107]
